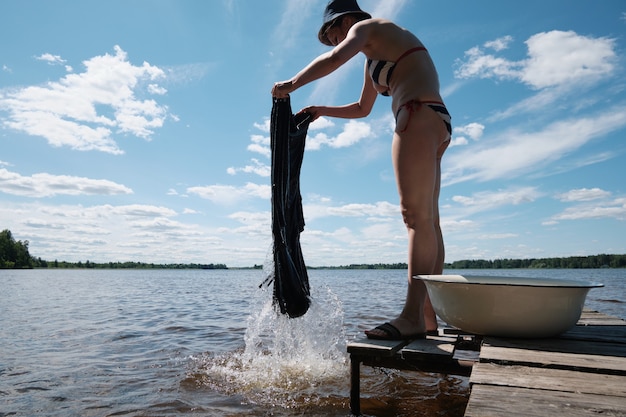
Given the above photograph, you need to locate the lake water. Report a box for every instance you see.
[1,268,624,416]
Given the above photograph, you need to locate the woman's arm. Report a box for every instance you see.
[272,20,371,97]
[301,61,377,120]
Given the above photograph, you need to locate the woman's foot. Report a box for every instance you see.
[365,316,428,340]
[365,322,425,340]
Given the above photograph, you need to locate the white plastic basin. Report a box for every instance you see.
[418,275,603,338]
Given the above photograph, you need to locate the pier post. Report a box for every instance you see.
[350,355,361,415]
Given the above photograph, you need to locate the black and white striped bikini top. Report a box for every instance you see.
[366,46,427,96]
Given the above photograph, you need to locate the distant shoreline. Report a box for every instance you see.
[17,253,626,270]
[3,229,625,270]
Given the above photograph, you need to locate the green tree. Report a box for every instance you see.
[0,229,33,268]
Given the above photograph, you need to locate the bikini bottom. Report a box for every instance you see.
[395,99,452,135]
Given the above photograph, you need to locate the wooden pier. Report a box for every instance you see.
[347,310,626,416]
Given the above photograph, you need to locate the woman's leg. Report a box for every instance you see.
[366,102,448,338]
[426,145,449,326]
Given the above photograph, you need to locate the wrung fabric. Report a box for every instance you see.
[261,97,312,318]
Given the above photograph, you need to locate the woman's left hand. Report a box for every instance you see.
[298,106,322,122]
[271,80,294,98]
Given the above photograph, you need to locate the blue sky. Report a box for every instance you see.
[1,0,625,267]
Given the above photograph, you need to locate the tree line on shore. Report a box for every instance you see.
[316,254,626,269]
[444,254,626,269]
[2,228,625,270]
[31,260,228,270]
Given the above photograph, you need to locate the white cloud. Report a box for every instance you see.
[162,63,215,86]
[222,0,237,16]
[0,201,237,263]
[35,53,66,65]
[454,45,521,82]
[147,83,167,95]
[443,105,626,184]
[309,116,335,130]
[226,210,270,236]
[253,119,270,133]
[227,158,271,177]
[304,200,399,222]
[522,30,616,88]
[556,188,611,202]
[272,0,317,51]
[246,134,270,158]
[0,46,169,154]
[484,36,513,52]
[327,201,398,218]
[477,233,518,240]
[451,122,484,147]
[368,0,408,19]
[454,122,485,140]
[307,120,372,150]
[187,182,270,204]
[452,187,542,212]
[0,168,133,197]
[295,193,412,264]
[229,129,272,175]
[455,30,617,90]
[522,31,616,89]
[441,218,477,233]
[547,189,626,224]
[486,87,564,122]
[332,120,372,147]
[449,136,468,147]
[110,204,177,218]
[551,198,626,222]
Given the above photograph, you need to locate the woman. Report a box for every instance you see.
[271,0,451,340]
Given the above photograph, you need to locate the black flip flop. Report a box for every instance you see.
[365,322,426,340]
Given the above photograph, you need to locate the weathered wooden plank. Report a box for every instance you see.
[484,335,626,357]
[579,310,625,326]
[480,337,626,374]
[578,316,626,326]
[470,362,626,397]
[465,384,626,417]
[563,324,626,343]
[401,335,457,358]
[580,308,613,319]
[347,338,408,357]
[482,338,626,362]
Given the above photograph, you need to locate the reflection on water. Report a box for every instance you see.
[0,268,623,416]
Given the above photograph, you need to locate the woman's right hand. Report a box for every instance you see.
[271,80,295,98]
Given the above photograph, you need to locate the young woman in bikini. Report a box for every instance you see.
[271,0,451,340]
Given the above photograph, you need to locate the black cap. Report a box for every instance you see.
[318,0,371,46]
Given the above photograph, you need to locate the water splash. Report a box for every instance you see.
[190,279,349,409]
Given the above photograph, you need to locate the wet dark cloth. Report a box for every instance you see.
[265,97,312,318]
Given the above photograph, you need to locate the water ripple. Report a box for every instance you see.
[1,268,623,416]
